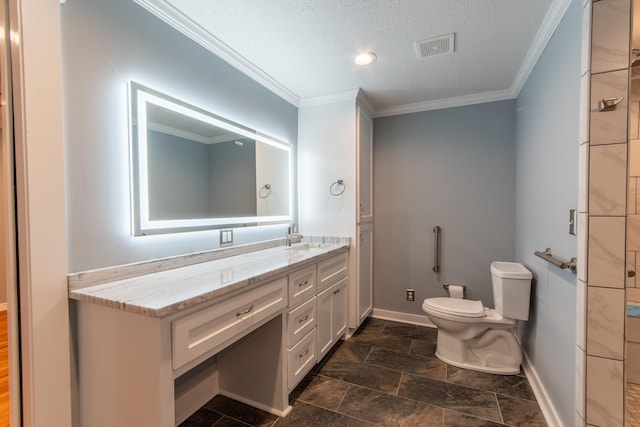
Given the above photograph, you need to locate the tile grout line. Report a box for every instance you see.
[494,391,506,426]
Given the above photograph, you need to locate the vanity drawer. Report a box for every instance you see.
[172,277,287,370]
[287,296,316,347]
[317,251,348,293]
[287,328,317,391]
[288,264,316,308]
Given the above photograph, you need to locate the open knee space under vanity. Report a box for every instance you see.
[68,240,349,427]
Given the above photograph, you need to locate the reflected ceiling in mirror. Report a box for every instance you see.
[129,81,293,236]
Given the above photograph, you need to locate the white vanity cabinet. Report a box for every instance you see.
[285,265,317,391]
[299,90,374,331]
[357,103,373,224]
[75,276,290,427]
[172,276,287,370]
[285,250,349,390]
[69,243,350,427]
[357,223,373,326]
[316,252,349,358]
[317,277,348,358]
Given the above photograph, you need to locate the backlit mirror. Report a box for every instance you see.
[129,82,293,235]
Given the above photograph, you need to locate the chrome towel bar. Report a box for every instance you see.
[534,248,577,274]
[433,225,441,273]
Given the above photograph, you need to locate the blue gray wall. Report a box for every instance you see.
[147,130,211,220]
[514,0,581,425]
[208,140,257,217]
[61,0,297,272]
[373,100,516,315]
[146,134,257,219]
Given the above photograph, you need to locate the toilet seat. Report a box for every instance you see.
[422,297,485,318]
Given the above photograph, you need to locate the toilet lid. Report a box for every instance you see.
[423,297,485,318]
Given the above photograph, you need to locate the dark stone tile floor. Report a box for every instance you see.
[179,317,547,427]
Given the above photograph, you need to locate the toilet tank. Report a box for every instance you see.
[490,261,532,321]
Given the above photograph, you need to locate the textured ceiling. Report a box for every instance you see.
[140,0,566,115]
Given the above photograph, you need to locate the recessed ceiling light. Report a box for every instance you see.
[354,52,377,66]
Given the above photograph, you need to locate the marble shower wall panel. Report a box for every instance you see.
[630,102,639,139]
[588,216,626,287]
[580,73,591,144]
[586,355,624,426]
[627,214,640,250]
[576,345,586,421]
[582,0,592,76]
[590,69,629,145]
[629,177,638,214]
[584,0,630,425]
[591,0,631,74]
[630,139,640,175]
[587,287,625,358]
[577,279,587,351]
[588,143,627,215]
[578,212,589,281]
[627,342,640,383]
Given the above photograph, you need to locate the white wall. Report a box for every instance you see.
[298,99,357,238]
[11,0,72,424]
[372,100,516,314]
[514,0,581,425]
[61,0,298,272]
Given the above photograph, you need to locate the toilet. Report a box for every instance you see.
[421,261,532,375]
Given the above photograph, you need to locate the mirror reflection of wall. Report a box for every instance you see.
[256,141,290,217]
[147,133,257,220]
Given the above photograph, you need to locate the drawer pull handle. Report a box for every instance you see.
[299,314,309,323]
[236,304,254,316]
[299,348,309,358]
[298,280,308,287]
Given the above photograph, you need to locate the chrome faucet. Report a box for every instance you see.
[286,224,303,246]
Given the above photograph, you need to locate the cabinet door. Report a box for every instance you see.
[317,286,334,359]
[332,277,348,342]
[357,224,373,325]
[357,105,373,223]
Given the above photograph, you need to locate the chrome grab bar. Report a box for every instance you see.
[534,248,577,274]
[433,225,441,273]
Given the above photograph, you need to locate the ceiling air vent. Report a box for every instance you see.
[415,33,455,59]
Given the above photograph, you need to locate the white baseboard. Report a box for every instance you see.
[219,390,292,418]
[0,303,7,312]
[521,350,563,427]
[371,308,436,328]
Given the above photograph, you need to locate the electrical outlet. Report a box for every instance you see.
[220,229,233,245]
[406,289,415,302]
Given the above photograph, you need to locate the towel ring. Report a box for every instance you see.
[330,179,345,196]
[258,184,271,199]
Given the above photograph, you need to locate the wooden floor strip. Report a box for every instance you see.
[0,310,9,426]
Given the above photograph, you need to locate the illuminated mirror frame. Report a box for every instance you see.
[128,81,293,236]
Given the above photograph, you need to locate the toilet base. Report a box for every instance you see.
[435,327,522,375]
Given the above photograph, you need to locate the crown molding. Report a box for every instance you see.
[298,89,360,108]
[131,0,301,106]
[510,0,573,96]
[374,88,517,118]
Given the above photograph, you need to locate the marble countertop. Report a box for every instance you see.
[68,240,349,318]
